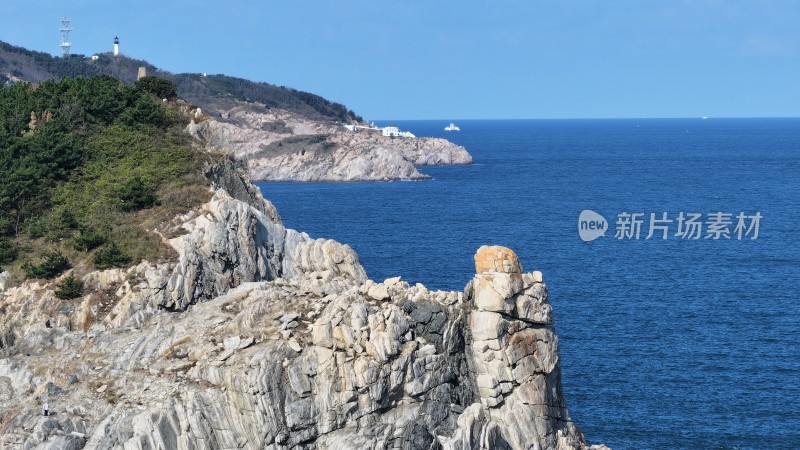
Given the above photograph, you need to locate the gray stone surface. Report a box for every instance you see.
[186,103,473,182]
[0,162,601,449]
[453,246,585,450]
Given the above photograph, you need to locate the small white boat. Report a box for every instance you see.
[444,123,460,131]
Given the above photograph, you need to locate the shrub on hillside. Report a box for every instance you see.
[134,76,178,100]
[0,239,17,265]
[45,208,82,242]
[55,273,84,300]
[93,242,131,269]
[23,251,71,279]
[117,176,157,211]
[73,227,105,252]
[116,95,169,129]
[27,218,46,239]
[59,209,79,229]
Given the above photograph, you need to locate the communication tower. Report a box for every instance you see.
[59,18,72,57]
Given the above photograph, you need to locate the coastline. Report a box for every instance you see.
[186,102,473,182]
[0,128,598,449]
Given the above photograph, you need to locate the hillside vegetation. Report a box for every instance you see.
[0,75,214,283]
[0,40,361,123]
[0,41,158,85]
[174,73,361,123]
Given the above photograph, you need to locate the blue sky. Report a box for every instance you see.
[1,0,798,120]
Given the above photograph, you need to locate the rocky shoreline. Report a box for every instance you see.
[0,152,607,448]
[186,103,473,182]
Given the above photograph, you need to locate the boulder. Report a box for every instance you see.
[474,245,522,274]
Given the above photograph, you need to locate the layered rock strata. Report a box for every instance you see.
[0,162,602,449]
[441,246,585,449]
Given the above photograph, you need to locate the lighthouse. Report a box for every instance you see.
[113,37,119,56]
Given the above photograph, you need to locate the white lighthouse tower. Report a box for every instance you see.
[113,37,119,56]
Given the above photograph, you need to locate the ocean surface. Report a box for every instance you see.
[256,118,800,449]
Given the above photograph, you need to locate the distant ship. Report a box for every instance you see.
[444,123,460,131]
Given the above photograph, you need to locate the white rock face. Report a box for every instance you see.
[0,271,10,291]
[0,164,601,448]
[186,103,473,181]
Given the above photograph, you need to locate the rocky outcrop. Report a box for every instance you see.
[0,247,601,448]
[445,246,584,449]
[0,271,10,291]
[0,159,365,342]
[186,103,472,181]
[0,159,602,448]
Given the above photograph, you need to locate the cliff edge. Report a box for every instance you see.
[0,156,604,448]
[0,67,598,449]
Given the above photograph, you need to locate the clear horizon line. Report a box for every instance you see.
[370,116,800,122]
[3,42,796,124]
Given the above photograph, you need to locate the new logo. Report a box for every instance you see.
[578,210,608,242]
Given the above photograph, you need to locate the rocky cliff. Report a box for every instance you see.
[0,158,604,449]
[1,40,471,183]
[186,103,473,182]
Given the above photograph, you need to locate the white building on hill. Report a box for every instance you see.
[381,126,415,138]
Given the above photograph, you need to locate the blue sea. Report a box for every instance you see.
[256,118,800,449]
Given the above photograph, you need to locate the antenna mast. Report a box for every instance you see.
[60,17,72,57]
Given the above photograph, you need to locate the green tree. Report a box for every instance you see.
[116,94,168,129]
[134,76,178,100]
[23,251,71,279]
[73,227,105,252]
[0,238,17,264]
[117,176,157,211]
[55,273,84,300]
[0,75,204,274]
[93,242,131,269]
